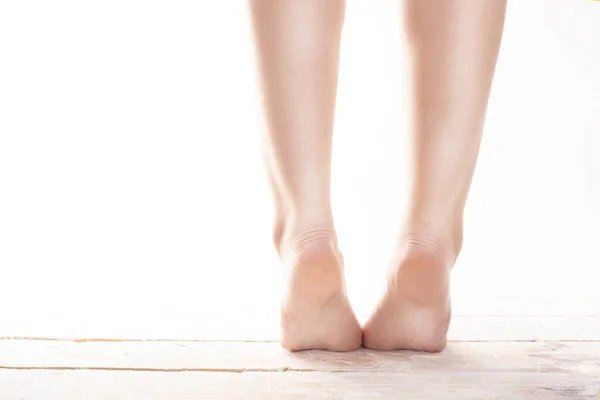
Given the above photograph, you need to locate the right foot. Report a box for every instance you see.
[278,227,362,352]
[362,231,458,352]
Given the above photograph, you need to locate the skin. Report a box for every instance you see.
[248,0,506,352]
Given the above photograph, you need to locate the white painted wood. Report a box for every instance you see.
[3,315,599,341]
[1,340,599,375]
[0,370,598,400]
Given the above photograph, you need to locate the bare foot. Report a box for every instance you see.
[363,236,454,352]
[278,227,362,352]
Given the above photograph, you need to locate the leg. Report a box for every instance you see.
[248,0,361,351]
[363,0,506,352]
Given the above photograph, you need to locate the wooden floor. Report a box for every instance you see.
[1,298,599,399]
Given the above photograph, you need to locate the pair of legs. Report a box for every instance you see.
[249,0,506,352]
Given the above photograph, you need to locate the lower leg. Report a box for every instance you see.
[249,0,361,351]
[363,0,506,351]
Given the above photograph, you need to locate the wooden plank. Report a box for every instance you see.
[2,315,599,341]
[0,370,598,400]
[1,340,599,375]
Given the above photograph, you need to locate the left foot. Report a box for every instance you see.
[278,227,362,352]
[363,234,456,352]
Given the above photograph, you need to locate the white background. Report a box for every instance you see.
[0,1,598,336]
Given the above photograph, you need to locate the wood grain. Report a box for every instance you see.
[1,304,598,400]
[0,370,598,400]
[1,340,599,374]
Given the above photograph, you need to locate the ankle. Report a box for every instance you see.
[399,223,463,265]
[273,216,336,259]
